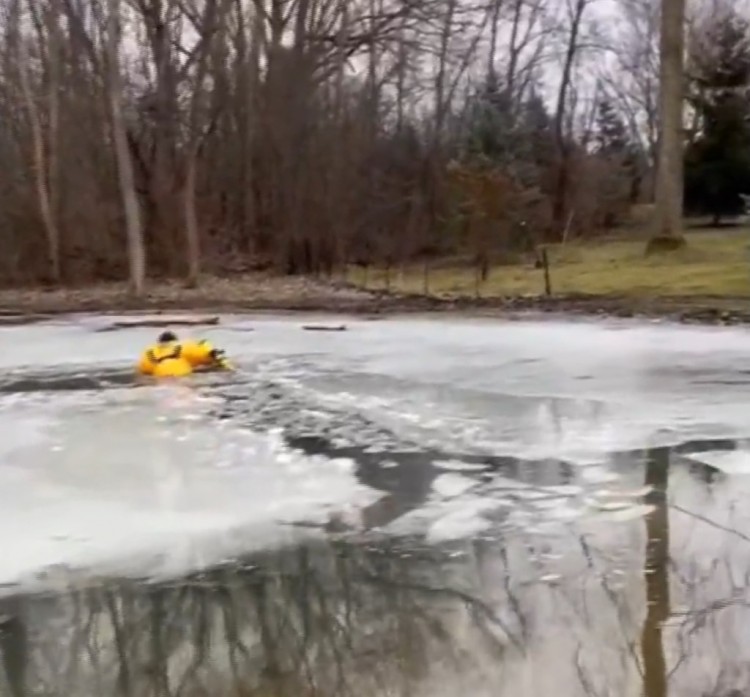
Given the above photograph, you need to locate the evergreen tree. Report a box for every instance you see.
[463,71,517,164]
[595,98,630,155]
[461,75,556,187]
[522,89,556,173]
[594,97,643,203]
[684,9,750,223]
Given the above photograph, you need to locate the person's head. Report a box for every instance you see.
[158,330,178,344]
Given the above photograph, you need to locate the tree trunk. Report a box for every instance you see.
[648,0,686,249]
[47,0,62,270]
[182,0,232,286]
[18,31,61,283]
[551,0,587,237]
[107,0,146,295]
[183,148,201,286]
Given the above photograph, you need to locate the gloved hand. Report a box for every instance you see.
[209,348,232,370]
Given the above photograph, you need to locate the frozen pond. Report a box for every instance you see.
[0,314,750,696]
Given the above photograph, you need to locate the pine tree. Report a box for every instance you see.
[594,98,643,204]
[522,89,556,171]
[462,77,556,186]
[595,98,630,155]
[464,71,517,164]
[684,9,750,224]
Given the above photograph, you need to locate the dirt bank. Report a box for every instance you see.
[2,274,750,326]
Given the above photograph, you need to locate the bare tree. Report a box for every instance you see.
[604,0,660,168]
[551,0,592,236]
[107,0,146,294]
[0,0,643,287]
[180,0,231,286]
[505,0,547,107]
[17,0,62,282]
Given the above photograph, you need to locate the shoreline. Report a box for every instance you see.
[1,278,750,327]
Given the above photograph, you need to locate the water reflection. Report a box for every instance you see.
[0,539,510,697]
[642,448,670,697]
[0,439,748,697]
[3,367,750,695]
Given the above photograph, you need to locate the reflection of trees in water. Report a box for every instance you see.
[642,447,670,697]
[4,440,750,696]
[0,539,508,697]
[661,464,750,696]
[632,444,750,697]
[0,598,27,697]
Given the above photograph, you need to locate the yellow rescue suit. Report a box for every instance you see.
[181,339,232,371]
[137,342,193,378]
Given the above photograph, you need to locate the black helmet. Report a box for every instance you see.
[158,330,178,343]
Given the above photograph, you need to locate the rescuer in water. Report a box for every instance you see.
[137,331,232,378]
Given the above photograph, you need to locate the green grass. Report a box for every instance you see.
[350,228,750,298]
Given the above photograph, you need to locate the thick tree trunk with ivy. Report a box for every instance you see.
[648,0,686,252]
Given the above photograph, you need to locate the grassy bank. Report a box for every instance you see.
[350,228,750,298]
[2,227,750,325]
[0,274,373,316]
